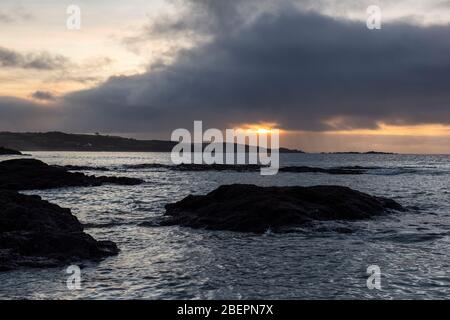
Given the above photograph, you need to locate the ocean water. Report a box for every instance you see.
[0,152,449,299]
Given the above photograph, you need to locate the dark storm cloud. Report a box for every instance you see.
[0,97,61,131]
[0,47,69,70]
[60,2,450,133]
[31,91,56,101]
[122,0,252,54]
[4,0,450,133]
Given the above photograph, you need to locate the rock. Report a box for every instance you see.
[125,163,366,174]
[279,166,365,174]
[0,190,118,271]
[163,184,404,233]
[0,147,22,155]
[173,164,262,172]
[126,163,171,170]
[0,158,143,191]
[125,163,262,171]
[63,165,110,172]
[95,175,143,186]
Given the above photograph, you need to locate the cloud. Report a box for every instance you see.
[434,0,450,8]
[0,5,34,24]
[0,96,61,131]
[59,1,450,133]
[0,47,70,71]
[0,12,14,23]
[31,91,56,101]
[4,0,450,135]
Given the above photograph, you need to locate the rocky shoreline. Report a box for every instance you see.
[0,158,145,271]
[1,158,407,271]
[0,159,143,190]
[0,190,119,271]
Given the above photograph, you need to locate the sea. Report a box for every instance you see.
[0,152,449,299]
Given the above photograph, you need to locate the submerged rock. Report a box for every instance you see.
[0,190,118,271]
[0,147,22,155]
[0,158,143,191]
[164,184,404,233]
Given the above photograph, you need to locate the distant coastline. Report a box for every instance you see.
[0,132,397,154]
[321,151,396,155]
[0,131,304,153]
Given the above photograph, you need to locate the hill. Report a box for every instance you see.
[0,132,304,153]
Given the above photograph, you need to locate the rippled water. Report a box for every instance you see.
[0,152,449,299]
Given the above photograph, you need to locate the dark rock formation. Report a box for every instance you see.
[0,159,143,191]
[0,190,118,271]
[173,164,262,172]
[63,165,110,172]
[126,163,262,171]
[125,163,366,174]
[0,147,22,155]
[163,184,404,233]
[0,159,138,271]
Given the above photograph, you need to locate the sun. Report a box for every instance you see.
[233,122,281,134]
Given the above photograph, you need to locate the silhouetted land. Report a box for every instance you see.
[0,132,177,152]
[0,132,304,153]
[322,151,395,155]
[0,146,22,155]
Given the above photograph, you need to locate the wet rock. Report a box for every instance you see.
[125,163,366,174]
[172,164,262,172]
[0,158,143,191]
[126,163,171,170]
[63,165,110,172]
[0,190,119,271]
[95,175,143,186]
[163,184,404,233]
[125,163,263,172]
[0,147,22,155]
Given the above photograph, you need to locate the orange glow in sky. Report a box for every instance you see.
[233,122,283,134]
[326,123,450,137]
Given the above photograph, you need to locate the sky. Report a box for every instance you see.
[1,0,450,153]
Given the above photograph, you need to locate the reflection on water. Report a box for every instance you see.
[0,152,449,299]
